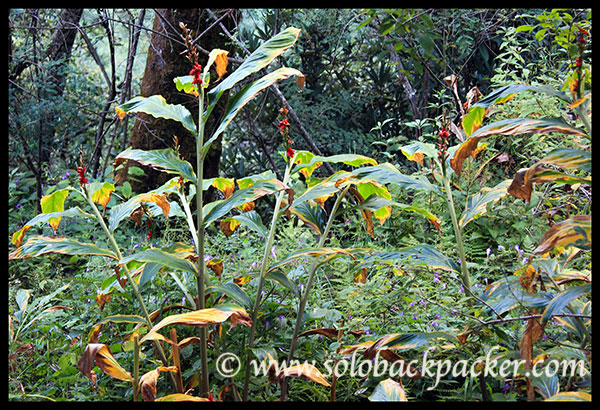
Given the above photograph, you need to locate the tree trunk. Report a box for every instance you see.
[116,9,237,194]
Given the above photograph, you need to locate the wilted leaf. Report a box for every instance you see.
[140,307,251,343]
[95,293,111,312]
[520,317,545,371]
[452,118,586,179]
[270,363,330,387]
[77,343,133,383]
[139,366,178,401]
[220,218,240,238]
[211,177,235,199]
[108,192,171,232]
[533,215,591,255]
[299,328,339,339]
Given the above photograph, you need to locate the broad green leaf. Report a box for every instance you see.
[140,307,251,343]
[12,207,94,248]
[291,180,340,210]
[400,141,438,166]
[369,378,408,401]
[9,236,118,260]
[203,67,303,159]
[207,27,301,107]
[173,75,199,97]
[357,244,459,273]
[115,148,196,183]
[265,270,300,297]
[108,192,171,232]
[77,343,133,383]
[482,277,554,315]
[95,314,147,326]
[289,200,327,234]
[292,151,378,178]
[350,163,441,194]
[232,210,268,237]
[203,179,289,226]
[462,84,569,136]
[116,95,197,137]
[533,215,591,254]
[356,182,392,225]
[119,248,198,276]
[40,189,70,232]
[541,284,591,325]
[459,179,512,228]
[452,118,586,178]
[207,281,252,310]
[89,181,115,209]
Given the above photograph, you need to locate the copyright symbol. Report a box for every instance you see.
[216,352,240,377]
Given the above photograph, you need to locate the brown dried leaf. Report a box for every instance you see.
[139,366,178,401]
[78,343,133,383]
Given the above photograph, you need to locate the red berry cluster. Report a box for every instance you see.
[146,220,153,241]
[279,107,295,159]
[77,167,88,185]
[190,62,203,86]
[437,126,450,163]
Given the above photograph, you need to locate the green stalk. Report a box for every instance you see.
[440,167,473,302]
[133,334,140,401]
[83,186,177,389]
[195,85,209,396]
[241,156,295,401]
[280,184,350,401]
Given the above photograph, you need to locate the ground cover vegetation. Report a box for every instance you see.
[8,8,591,402]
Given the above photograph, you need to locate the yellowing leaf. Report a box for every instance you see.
[40,189,70,232]
[77,343,133,383]
[90,182,115,209]
[206,258,224,278]
[115,106,127,121]
[140,307,251,343]
[533,215,591,255]
[369,378,408,401]
[211,177,235,199]
[139,366,178,401]
[156,394,211,402]
[270,363,330,387]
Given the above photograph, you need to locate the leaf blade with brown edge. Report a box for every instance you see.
[533,215,591,255]
[451,118,586,179]
[140,306,251,343]
[9,236,118,260]
[77,343,133,383]
[139,366,178,401]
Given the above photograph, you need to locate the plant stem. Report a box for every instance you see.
[241,156,295,401]
[83,186,177,389]
[195,85,209,396]
[280,184,350,401]
[440,170,473,303]
[133,334,140,402]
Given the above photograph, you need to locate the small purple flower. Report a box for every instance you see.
[278,314,284,324]
[408,301,415,308]
[270,246,277,258]
[484,277,488,285]
[440,282,447,290]
[498,245,505,251]
[514,245,524,257]
[204,254,213,261]
[486,248,491,258]
[459,285,465,293]
[433,272,440,283]
[412,313,418,320]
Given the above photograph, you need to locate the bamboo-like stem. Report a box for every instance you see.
[195,85,210,396]
[241,155,295,401]
[280,184,350,401]
[440,167,473,303]
[83,186,177,389]
[133,334,140,402]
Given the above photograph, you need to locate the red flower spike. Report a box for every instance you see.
[190,62,203,85]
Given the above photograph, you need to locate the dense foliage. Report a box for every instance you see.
[9,8,591,402]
